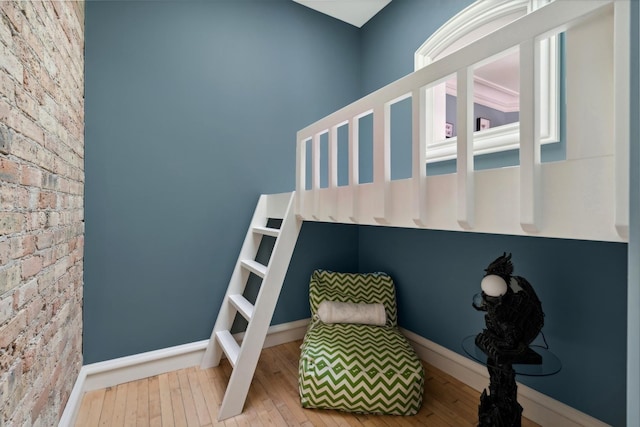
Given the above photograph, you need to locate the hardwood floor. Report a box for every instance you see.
[74,340,540,426]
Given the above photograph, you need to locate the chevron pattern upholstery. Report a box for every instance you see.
[299,270,424,415]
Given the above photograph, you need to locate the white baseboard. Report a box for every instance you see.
[58,318,309,427]
[235,318,309,349]
[401,328,611,427]
[59,320,609,427]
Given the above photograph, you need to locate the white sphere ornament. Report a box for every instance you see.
[481,274,508,297]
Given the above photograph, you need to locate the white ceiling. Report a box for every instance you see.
[292,0,392,28]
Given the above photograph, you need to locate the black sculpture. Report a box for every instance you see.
[472,253,545,427]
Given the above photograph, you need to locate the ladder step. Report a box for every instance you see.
[215,330,239,367]
[252,226,280,238]
[240,259,267,278]
[229,294,254,321]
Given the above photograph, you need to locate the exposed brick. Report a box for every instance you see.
[42,172,58,191]
[41,315,56,344]
[53,229,66,246]
[9,235,36,260]
[21,165,42,187]
[38,106,57,136]
[40,248,55,268]
[0,72,15,104]
[15,88,39,121]
[7,134,37,166]
[31,384,52,425]
[46,211,59,228]
[25,212,46,232]
[0,360,24,418]
[22,66,45,106]
[0,123,11,155]
[0,0,84,424]
[0,98,45,144]
[0,309,26,348]
[21,18,44,64]
[0,264,21,296]
[0,185,14,210]
[22,345,36,373]
[0,9,13,49]
[0,240,9,264]
[13,185,29,210]
[36,145,54,171]
[0,212,23,235]
[55,242,68,261]
[21,255,42,279]
[1,2,24,34]
[53,256,68,281]
[13,278,37,310]
[0,48,24,82]
[36,231,54,250]
[38,191,56,209]
[28,187,40,210]
[25,294,44,327]
[36,268,55,293]
[0,157,20,183]
[0,294,12,325]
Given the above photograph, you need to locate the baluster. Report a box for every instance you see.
[412,87,428,226]
[520,38,541,233]
[328,125,339,221]
[373,104,391,224]
[457,67,474,230]
[614,0,630,239]
[295,137,307,219]
[348,116,360,223]
[311,132,321,220]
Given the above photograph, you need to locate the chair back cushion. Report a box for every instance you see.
[309,270,398,327]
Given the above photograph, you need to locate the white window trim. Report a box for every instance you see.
[415,0,560,163]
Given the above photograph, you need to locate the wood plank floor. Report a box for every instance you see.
[74,340,540,426]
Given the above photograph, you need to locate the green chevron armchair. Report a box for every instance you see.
[298,270,424,415]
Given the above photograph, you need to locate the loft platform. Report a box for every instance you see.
[295,0,630,243]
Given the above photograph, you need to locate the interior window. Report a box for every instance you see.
[415,0,559,164]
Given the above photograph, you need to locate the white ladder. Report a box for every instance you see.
[200,191,301,420]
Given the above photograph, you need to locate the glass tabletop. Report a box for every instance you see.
[462,335,562,377]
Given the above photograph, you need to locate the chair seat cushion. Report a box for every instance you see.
[299,322,424,415]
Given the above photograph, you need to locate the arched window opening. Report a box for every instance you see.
[415,0,559,163]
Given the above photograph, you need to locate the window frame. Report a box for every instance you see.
[414,0,560,163]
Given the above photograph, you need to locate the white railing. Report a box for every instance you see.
[295,0,628,243]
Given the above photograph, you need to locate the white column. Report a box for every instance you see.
[412,87,428,226]
[519,38,541,234]
[328,125,338,221]
[373,104,390,224]
[456,67,474,230]
[348,116,360,223]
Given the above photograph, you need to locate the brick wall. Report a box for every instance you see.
[0,1,84,426]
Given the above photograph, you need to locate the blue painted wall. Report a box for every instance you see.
[359,0,475,96]
[359,1,628,424]
[84,0,361,364]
